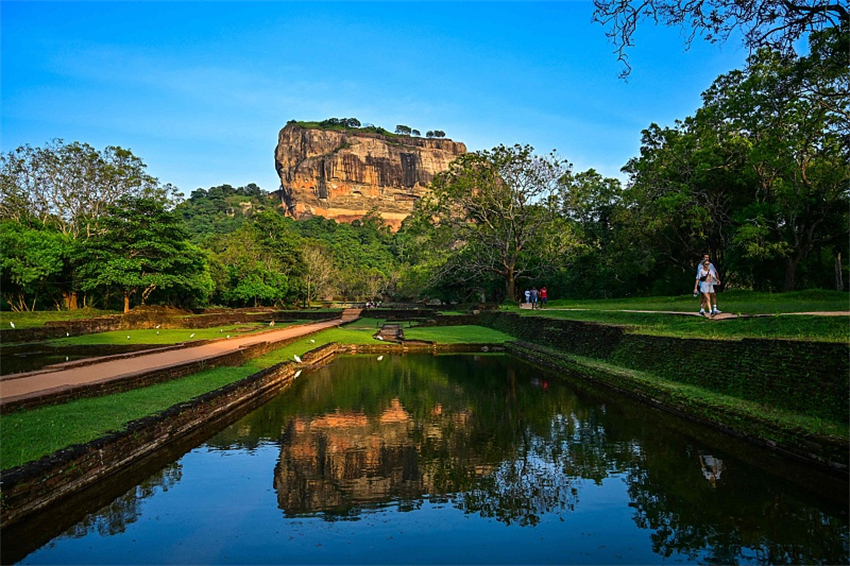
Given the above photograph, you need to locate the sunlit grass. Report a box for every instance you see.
[40,323,295,346]
[0,307,121,329]
[503,289,850,342]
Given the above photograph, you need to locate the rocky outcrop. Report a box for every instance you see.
[274,123,467,230]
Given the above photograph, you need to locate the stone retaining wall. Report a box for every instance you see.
[505,340,849,474]
[473,312,850,424]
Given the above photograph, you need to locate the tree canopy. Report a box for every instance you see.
[593,0,849,77]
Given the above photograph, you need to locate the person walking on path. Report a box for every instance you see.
[540,287,548,308]
[694,259,721,317]
[530,287,539,310]
[695,253,721,316]
[524,288,531,307]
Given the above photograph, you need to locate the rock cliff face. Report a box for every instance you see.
[274,123,467,229]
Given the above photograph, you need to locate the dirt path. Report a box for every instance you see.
[520,304,849,319]
[0,317,350,408]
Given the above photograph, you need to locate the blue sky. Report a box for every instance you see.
[1,1,750,196]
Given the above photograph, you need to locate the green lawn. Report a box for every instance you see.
[43,323,289,346]
[504,290,850,342]
[540,289,849,314]
[0,307,120,329]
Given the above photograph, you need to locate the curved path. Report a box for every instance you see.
[1,311,360,409]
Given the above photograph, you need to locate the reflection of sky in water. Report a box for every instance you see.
[35,447,669,565]
[16,355,850,565]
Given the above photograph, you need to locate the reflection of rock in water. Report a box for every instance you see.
[273,398,480,516]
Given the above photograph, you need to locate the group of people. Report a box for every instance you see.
[522,286,548,309]
[693,253,721,317]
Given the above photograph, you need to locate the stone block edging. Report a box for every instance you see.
[505,340,849,476]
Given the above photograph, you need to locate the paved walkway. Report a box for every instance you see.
[1,311,360,408]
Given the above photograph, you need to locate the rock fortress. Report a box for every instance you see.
[273,121,467,231]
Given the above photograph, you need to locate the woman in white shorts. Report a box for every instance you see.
[694,259,720,317]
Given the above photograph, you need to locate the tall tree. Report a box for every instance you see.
[0,221,73,311]
[703,31,850,290]
[77,196,213,312]
[0,140,168,237]
[427,144,572,300]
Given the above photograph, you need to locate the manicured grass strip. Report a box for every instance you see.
[0,308,120,329]
[504,308,849,342]
[41,323,291,346]
[541,289,850,314]
[0,324,508,470]
[404,325,513,343]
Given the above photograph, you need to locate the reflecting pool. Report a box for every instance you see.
[6,354,848,564]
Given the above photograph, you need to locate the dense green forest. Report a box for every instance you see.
[1,29,847,312]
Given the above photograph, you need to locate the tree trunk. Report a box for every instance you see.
[783,254,801,292]
[124,292,131,314]
[62,291,79,310]
[506,272,516,302]
[835,250,844,291]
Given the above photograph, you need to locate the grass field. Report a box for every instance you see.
[504,289,850,342]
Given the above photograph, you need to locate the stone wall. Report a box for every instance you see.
[472,312,849,424]
[505,340,849,474]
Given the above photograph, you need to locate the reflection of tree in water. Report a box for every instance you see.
[226,355,848,562]
[621,432,849,564]
[65,463,183,538]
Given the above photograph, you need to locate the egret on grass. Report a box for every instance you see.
[310,339,315,343]
[293,354,302,363]
[9,322,14,329]
[189,333,195,338]
[377,356,384,361]
[294,370,302,379]
[127,335,131,340]
[376,335,383,341]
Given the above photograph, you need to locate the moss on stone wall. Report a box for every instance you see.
[474,312,849,424]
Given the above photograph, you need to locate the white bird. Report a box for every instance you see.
[377,355,384,361]
[226,335,230,338]
[66,332,70,337]
[269,320,275,326]
[9,322,15,329]
[219,329,223,333]
[293,354,302,363]
[127,335,131,340]
[294,370,302,379]
[156,324,161,329]
[156,331,159,335]
[376,335,383,341]
[310,339,315,343]
[189,333,195,338]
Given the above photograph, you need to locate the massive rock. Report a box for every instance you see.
[274,123,467,230]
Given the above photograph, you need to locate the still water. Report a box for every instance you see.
[7,354,849,564]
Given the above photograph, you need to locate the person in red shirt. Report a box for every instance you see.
[540,287,548,308]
